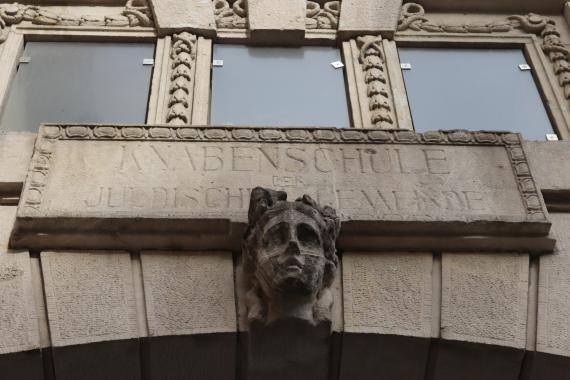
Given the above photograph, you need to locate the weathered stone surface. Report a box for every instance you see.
[524,141,570,193]
[0,251,39,354]
[339,0,403,38]
[141,251,236,336]
[537,213,570,357]
[343,252,432,337]
[12,126,551,253]
[148,0,216,37]
[0,132,36,199]
[41,251,138,347]
[248,0,305,43]
[0,206,16,252]
[441,253,529,348]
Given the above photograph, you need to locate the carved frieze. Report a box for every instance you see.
[212,0,341,30]
[397,3,570,106]
[306,1,340,30]
[12,125,552,253]
[0,0,153,44]
[167,32,197,125]
[213,0,247,29]
[242,187,340,325]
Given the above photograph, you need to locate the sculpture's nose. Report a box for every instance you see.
[286,239,301,256]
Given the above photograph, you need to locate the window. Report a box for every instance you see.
[0,42,155,132]
[399,48,554,141]
[210,45,350,128]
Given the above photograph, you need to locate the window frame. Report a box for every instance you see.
[0,24,160,130]
[393,33,570,140]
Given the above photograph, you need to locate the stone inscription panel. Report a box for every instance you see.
[19,127,543,226]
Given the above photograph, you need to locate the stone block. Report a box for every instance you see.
[0,132,36,201]
[141,251,236,337]
[12,126,551,253]
[339,0,403,38]
[537,213,570,357]
[40,251,138,347]
[148,0,216,37]
[343,252,433,337]
[441,253,529,349]
[0,206,17,252]
[0,251,40,354]
[248,0,306,43]
[524,141,570,193]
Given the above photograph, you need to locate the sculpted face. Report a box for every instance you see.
[255,208,326,297]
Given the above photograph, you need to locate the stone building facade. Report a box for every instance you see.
[1,0,570,379]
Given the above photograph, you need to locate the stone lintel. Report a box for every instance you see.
[10,125,552,254]
[148,0,217,37]
[338,0,403,39]
[248,0,306,44]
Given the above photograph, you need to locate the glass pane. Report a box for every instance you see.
[0,42,155,132]
[399,48,554,141]
[211,45,350,128]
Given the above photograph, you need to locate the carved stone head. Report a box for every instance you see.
[242,187,340,326]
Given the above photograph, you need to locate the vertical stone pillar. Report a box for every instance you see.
[148,0,217,37]
[339,0,403,38]
[248,0,306,44]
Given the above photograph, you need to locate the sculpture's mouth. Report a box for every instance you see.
[283,257,304,272]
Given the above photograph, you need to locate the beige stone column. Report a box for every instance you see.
[248,0,306,43]
[339,0,403,38]
[343,36,399,129]
[151,33,212,125]
[148,0,217,37]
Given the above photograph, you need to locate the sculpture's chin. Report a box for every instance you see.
[276,275,316,296]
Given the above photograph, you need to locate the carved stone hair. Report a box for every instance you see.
[242,187,341,324]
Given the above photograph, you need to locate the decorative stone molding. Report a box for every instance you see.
[397,3,570,104]
[356,35,395,128]
[167,32,197,125]
[306,1,340,30]
[0,0,153,44]
[242,187,340,325]
[213,0,247,29]
[212,0,341,30]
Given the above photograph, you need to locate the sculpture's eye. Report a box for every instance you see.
[297,223,320,249]
[262,222,289,250]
